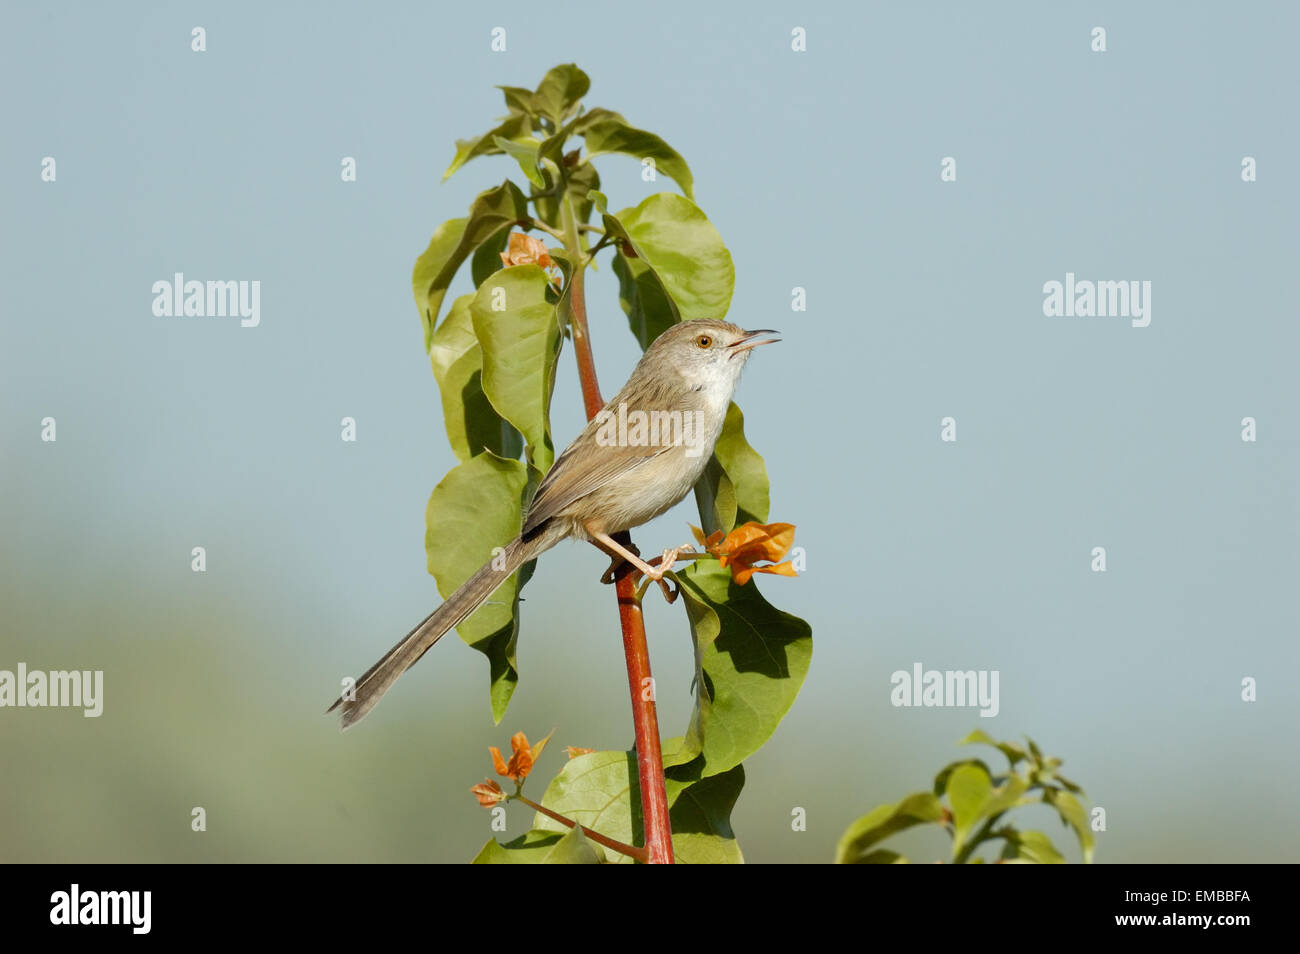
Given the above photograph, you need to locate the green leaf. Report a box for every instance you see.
[412,180,530,350]
[532,751,636,853]
[424,451,533,721]
[998,828,1066,865]
[498,85,537,117]
[428,293,523,462]
[470,226,511,288]
[659,735,697,771]
[547,248,577,288]
[835,792,945,864]
[471,826,604,864]
[1043,788,1095,863]
[533,63,590,124]
[692,403,771,536]
[568,160,602,228]
[946,762,1029,858]
[442,112,531,182]
[959,729,1029,767]
[665,766,745,864]
[470,266,562,473]
[859,849,910,863]
[1053,773,1085,795]
[582,118,694,200]
[675,560,812,775]
[610,193,734,322]
[613,251,678,350]
[492,135,547,190]
[411,217,467,351]
[541,825,605,864]
[472,828,561,864]
[670,833,743,864]
[947,763,993,856]
[712,403,770,528]
[933,758,995,797]
[532,751,744,864]
[605,187,738,350]
[533,159,601,238]
[982,774,1030,820]
[537,106,623,169]
[693,458,735,537]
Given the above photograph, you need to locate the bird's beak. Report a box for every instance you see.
[728,329,781,358]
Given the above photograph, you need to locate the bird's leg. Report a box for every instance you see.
[598,541,641,584]
[590,527,700,603]
[588,527,662,580]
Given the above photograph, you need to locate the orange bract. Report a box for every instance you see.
[499,232,554,270]
[470,779,507,807]
[565,745,595,759]
[488,729,555,783]
[690,521,798,585]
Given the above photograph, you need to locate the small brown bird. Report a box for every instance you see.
[328,319,778,728]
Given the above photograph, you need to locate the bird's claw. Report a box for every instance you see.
[601,543,695,605]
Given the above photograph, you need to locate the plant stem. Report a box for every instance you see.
[583,234,615,262]
[953,813,1004,865]
[561,207,674,864]
[566,266,607,413]
[529,218,567,242]
[514,794,649,863]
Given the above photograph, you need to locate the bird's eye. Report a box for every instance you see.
[696,335,712,349]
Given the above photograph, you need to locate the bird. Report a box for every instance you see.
[328,318,778,728]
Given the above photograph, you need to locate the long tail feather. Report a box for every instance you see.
[327,534,542,729]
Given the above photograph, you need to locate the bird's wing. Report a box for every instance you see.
[523,431,672,534]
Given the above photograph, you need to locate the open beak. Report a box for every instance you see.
[728,328,781,358]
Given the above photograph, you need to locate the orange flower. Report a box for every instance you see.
[470,779,507,807]
[691,526,725,552]
[565,746,595,759]
[488,729,555,783]
[691,521,798,585]
[499,232,554,270]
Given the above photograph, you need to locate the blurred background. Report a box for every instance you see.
[2,1,1296,863]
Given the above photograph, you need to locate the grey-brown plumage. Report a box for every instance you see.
[328,319,778,729]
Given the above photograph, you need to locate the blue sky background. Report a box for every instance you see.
[2,1,1296,862]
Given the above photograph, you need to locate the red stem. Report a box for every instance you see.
[566,266,674,864]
